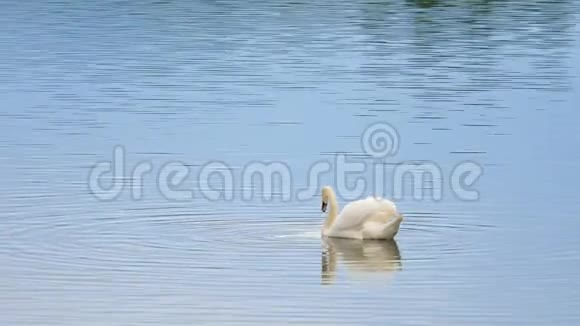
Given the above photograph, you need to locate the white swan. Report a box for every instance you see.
[320,186,403,240]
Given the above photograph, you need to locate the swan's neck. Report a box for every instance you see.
[324,191,339,230]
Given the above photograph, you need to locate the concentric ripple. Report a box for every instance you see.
[1,202,494,279]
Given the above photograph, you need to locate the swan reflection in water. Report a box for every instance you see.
[321,236,402,284]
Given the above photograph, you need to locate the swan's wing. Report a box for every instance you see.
[331,198,383,232]
[331,197,399,232]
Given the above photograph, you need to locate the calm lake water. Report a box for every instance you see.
[1,1,580,325]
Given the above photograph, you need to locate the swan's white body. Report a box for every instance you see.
[321,186,403,240]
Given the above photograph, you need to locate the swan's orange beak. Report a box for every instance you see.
[321,201,327,213]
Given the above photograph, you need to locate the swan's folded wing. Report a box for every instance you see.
[331,198,382,232]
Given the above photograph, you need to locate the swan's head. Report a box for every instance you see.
[321,186,333,212]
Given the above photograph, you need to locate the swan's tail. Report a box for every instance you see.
[362,212,404,239]
[380,213,403,239]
